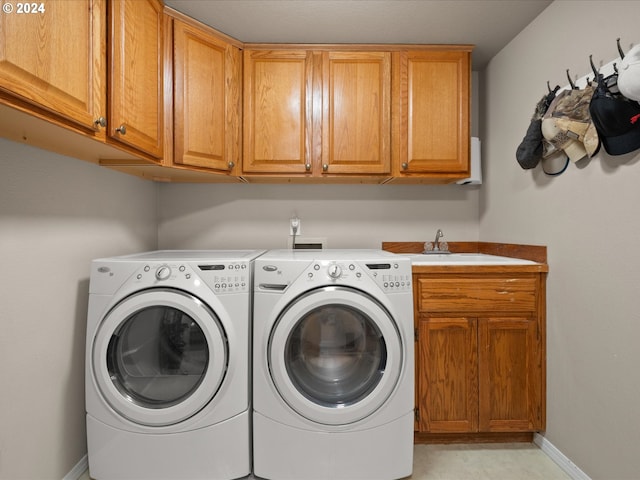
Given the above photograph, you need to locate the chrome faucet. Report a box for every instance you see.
[423,229,449,254]
[433,229,444,251]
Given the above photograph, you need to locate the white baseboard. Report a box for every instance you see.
[63,454,88,480]
[534,433,591,480]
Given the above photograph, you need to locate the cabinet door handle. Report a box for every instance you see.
[305,163,311,171]
[94,117,106,128]
[227,161,235,170]
[115,124,127,135]
[322,164,329,172]
[402,162,409,170]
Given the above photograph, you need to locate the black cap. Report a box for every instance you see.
[516,119,544,169]
[589,87,640,156]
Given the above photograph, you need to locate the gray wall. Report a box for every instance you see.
[0,139,157,479]
[481,1,640,478]
[158,183,480,250]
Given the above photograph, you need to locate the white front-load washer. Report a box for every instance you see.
[86,250,264,480]
[252,249,414,480]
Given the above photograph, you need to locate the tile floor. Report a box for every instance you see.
[409,443,571,479]
[81,442,572,480]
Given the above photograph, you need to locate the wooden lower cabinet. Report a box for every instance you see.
[478,315,542,432]
[414,271,545,440]
[418,316,478,433]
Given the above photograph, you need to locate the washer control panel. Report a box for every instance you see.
[367,262,412,293]
[135,261,251,293]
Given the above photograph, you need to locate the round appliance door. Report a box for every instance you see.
[92,288,228,426]
[268,286,403,426]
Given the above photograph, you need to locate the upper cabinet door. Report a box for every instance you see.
[243,49,317,174]
[0,0,106,133]
[321,51,391,175]
[109,0,164,160]
[172,19,241,173]
[393,50,470,179]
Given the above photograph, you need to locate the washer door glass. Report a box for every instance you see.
[268,286,403,425]
[286,304,386,407]
[93,288,228,426]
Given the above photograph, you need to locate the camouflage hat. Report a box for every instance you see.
[542,86,600,160]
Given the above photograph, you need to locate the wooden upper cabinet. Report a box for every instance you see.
[172,18,241,173]
[109,0,163,160]
[321,51,391,175]
[242,47,392,179]
[243,49,315,174]
[393,49,471,181]
[0,0,106,134]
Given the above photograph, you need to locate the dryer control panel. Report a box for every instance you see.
[302,260,412,293]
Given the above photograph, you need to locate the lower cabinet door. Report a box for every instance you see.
[418,316,478,433]
[478,316,543,432]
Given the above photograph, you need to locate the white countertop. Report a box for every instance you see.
[399,253,538,266]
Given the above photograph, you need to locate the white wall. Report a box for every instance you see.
[157,183,480,250]
[0,139,157,479]
[481,1,640,478]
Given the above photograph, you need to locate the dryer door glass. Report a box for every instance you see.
[107,305,208,409]
[285,304,386,407]
[268,285,403,425]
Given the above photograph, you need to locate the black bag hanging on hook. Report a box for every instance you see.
[516,85,560,169]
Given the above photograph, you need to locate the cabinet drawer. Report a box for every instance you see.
[417,277,537,313]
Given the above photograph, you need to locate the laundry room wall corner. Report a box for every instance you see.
[0,138,157,479]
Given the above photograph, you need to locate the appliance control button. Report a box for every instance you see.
[328,264,342,279]
[155,265,171,280]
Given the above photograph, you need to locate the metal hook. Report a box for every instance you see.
[589,54,599,78]
[617,38,625,59]
[547,80,552,93]
[566,69,576,89]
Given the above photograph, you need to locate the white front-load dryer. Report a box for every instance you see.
[253,249,414,480]
[86,250,264,480]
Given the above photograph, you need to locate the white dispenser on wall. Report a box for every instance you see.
[457,137,482,185]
